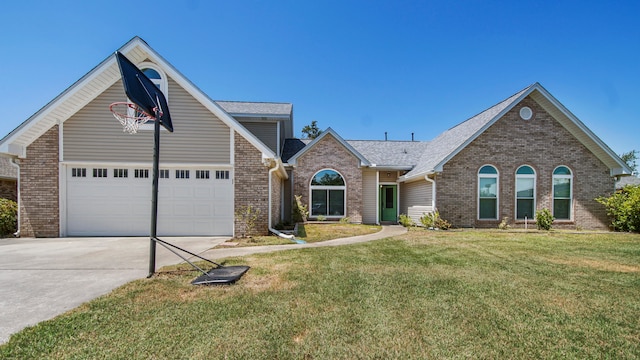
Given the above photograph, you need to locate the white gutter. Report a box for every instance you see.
[424,175,436,209]
[10,158,20,237]
[267,159,299,242]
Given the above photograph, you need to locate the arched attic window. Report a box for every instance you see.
[133,62,168,130]
[138,62,168,96]
[310,169,346,218]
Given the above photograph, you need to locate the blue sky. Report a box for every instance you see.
[1,1,638,156]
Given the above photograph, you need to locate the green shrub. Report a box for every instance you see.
[535,208,554,231]
[0,198,17,237]
[420,210,452,230]
[339,217,350,224]
[596,185,640,232]
[398,214,415,227]
[419,212,434,228]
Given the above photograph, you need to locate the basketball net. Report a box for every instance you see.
[109,102,156,134]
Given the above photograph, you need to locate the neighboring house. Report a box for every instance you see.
[616,175,640,189]
[0,157,18,201]
[0,37,632,237]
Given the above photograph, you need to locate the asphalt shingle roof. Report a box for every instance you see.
[616,175,640,189]
[347,140,430,168]
[403,84,532,179]
[280,85,532,171]
[0,157,17,179]
[214,101,292,117]
[282,138,310,163]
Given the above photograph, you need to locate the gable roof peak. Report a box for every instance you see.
[287,127,370,166]
[401,82,631,181]
[0,36,278,159]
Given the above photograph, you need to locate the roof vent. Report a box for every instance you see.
[520,106,533,120]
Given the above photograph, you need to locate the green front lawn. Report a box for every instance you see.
[2,230,639,359]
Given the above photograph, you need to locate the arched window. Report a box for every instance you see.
[139,62,168,96]
[310,169,345,218]
[134,63,168,131]
[553,166,573,220]
[478,165,498,219]
[516,165,536,220]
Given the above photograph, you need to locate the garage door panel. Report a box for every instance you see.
[67,166,233,236]
[194,204,212,216]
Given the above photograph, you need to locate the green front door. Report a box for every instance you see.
[380,185,397,222]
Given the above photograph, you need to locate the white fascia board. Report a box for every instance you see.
[611,167,630,176]
[0,56,120,155]
[399,170,432,183]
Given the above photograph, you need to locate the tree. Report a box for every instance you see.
[620,150,638,174]
[301,120,323,139]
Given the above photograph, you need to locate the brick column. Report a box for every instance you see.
[20,125,60,237]
[234,135,270,236]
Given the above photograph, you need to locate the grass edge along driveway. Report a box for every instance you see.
[2,229,639,359]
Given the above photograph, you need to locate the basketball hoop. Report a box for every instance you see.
[109,102,157,134]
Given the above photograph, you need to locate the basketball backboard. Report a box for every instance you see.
[114,51,173,132]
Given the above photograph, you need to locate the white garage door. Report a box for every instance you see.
[66,166,233,236]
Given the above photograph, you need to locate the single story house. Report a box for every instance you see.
[0,37,632,237]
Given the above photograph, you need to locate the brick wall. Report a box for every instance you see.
[437,96,613,230]
[234,134,270,236]
[293,135,363,223]
[20,126,60,237]
[271,169,282,227]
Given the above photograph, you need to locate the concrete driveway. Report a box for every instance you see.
[0,236,228,344]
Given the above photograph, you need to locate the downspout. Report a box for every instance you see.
[268,159,302,243]
[424,174,436,210]
[10,158,20,237]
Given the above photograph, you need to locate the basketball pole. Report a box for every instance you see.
[148,107,161,278]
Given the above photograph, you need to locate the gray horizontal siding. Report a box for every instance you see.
[362,170,378,224]
[63,79,230,164]
[238,120,278,154]
[401,179,433,223]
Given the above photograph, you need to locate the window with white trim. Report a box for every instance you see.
[215,170,229,180]
[310,169,345,217]
[113,169,128,178]
[516,165,536,220]
[196,170,210,179]
[134,169,149,178]
[134,63,168,131]
[478,165,498,219]
[553,166,573,220]
[175,170,190,179]
[159,169,169,179]
[72,168,86,177]
[93,168,107,178]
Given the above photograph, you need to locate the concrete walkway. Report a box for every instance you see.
[200,224,407,260]
[0,225,406,344]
